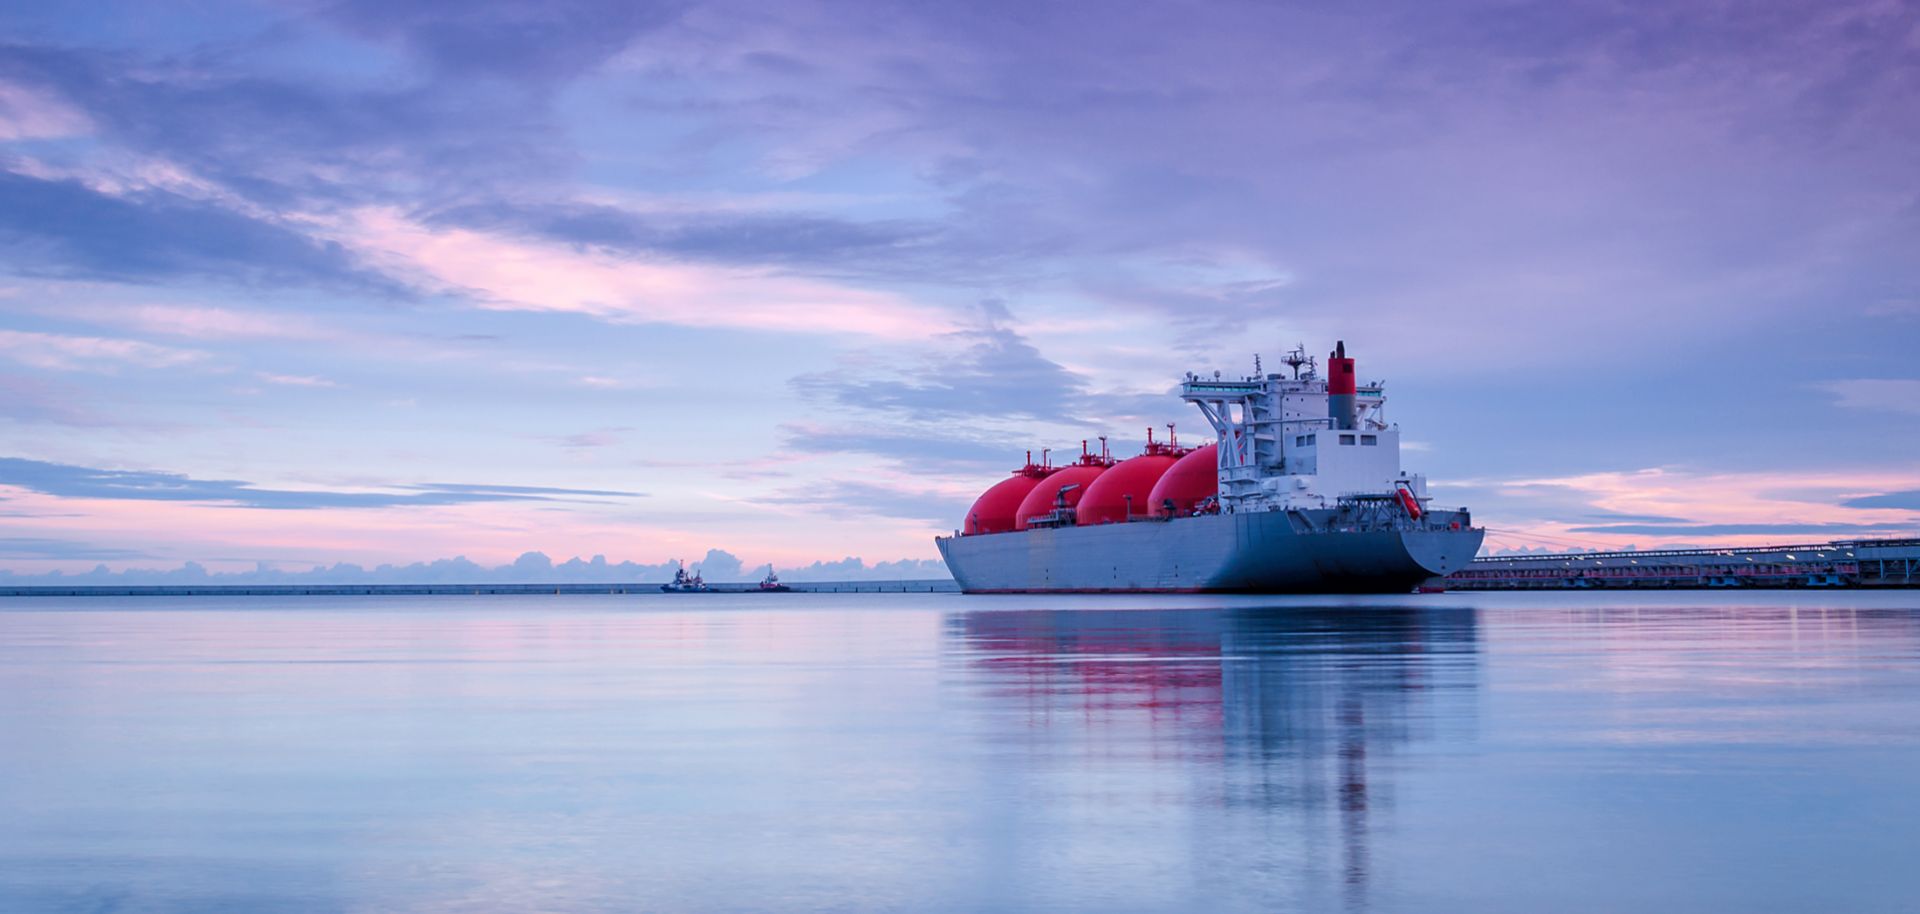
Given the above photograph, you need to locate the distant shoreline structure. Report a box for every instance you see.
[0,550,953,589]
[6,539,1914,597]
[0,581,961,597]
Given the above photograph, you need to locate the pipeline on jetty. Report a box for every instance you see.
[1448,537,1920,590]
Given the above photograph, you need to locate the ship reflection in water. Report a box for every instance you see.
[951,606,1479,912]
[4,594,1920,913]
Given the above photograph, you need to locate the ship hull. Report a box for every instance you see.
[936,510,1483,594]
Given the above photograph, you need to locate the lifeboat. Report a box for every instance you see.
[1395,483,1423,519]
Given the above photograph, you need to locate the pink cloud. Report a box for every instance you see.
[1483,466,1920,551]
[0,329,206,371]
[330,207,952,339]
[0,81,90,141]
[255,372,339,388]
[0,482,947,574]
[106,303,339,341]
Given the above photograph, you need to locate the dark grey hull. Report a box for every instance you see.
[936,510,1483,594]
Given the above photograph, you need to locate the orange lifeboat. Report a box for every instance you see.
[1395,484,1423,519]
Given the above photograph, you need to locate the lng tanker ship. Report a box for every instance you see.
[936,342,1484,593]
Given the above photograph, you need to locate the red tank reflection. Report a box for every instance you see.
[963,610,1228,736]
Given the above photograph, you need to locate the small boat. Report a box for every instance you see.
[661,564,709,593]
[756,566,791,593]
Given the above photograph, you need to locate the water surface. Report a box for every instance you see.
[3,592,1917,912]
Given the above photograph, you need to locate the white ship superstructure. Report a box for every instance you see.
[1182,341,1426,516]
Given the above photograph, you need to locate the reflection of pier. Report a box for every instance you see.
[950,606,1480,908]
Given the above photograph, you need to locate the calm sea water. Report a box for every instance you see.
[3,592,1918,913]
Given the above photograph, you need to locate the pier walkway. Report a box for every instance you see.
[1449,537,1920,590]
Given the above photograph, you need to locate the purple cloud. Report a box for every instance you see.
[0,171,397,290]
[0,457,643,509]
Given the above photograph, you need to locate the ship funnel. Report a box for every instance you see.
[1327,340,1357,430]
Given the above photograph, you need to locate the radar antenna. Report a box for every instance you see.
[1281,343,1316,380]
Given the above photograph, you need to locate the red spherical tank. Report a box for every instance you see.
[1075,454,1178,525]
[1147,443,1218,517]
[1013,465,1108,530]
[963,473,1045,534]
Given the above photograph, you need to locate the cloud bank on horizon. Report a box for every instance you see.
[0,0,1916,576]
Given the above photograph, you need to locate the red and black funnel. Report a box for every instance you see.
[1328,340,1357,430]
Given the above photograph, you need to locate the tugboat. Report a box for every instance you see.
[756,566,792,593]
[661,564,709,593]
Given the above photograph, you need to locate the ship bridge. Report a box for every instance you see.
[1181,341,1419,515]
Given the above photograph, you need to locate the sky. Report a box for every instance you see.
[1,0,1917,580]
